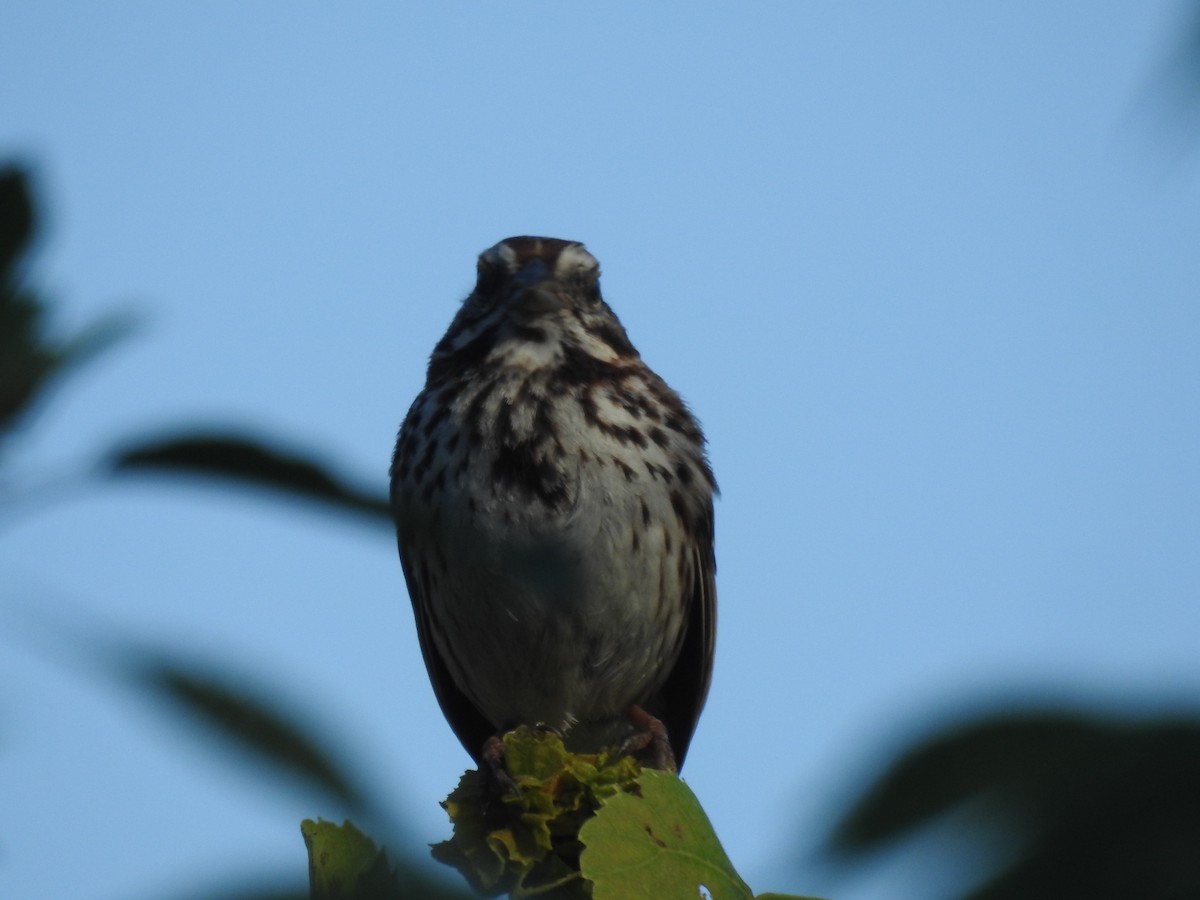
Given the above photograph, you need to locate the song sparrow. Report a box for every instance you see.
[390,236,716,771]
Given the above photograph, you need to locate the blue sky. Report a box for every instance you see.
[3,4,1199,899]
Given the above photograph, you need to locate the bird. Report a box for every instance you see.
[390,236,715,774]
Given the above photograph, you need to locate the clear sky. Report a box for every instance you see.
[3,4,1199,899]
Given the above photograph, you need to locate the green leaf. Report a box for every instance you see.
[108,431,391,522]
[432,727,641,898]
[302,819,395,900]
[580,769,752,900]
[301,819,479,900]
[435,737,820,899]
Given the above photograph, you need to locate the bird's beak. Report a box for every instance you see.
[509,260,563,315]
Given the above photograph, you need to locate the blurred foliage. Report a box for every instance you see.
[1162,4,1200,116]
[109,432,391,523]
[0,163,466,900]
[823,707,1200,899]
[0,166,133,449]
[125,653,373,818]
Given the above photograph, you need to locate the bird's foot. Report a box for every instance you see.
[619,705,677,773]
[479,734,520,813]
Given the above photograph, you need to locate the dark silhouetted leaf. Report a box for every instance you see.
[0,165,35,280]
[0,165,54,437]
[824,706,1200,900]
[109,431,391,523]
[830,712,1113,849]
[127,655,370,817]
[0,164,134,442]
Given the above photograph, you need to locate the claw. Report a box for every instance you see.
[619,705,677,772]
[479,734,520,815]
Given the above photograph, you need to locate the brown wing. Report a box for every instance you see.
[394,521,494,763]
[658,501,717,769]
